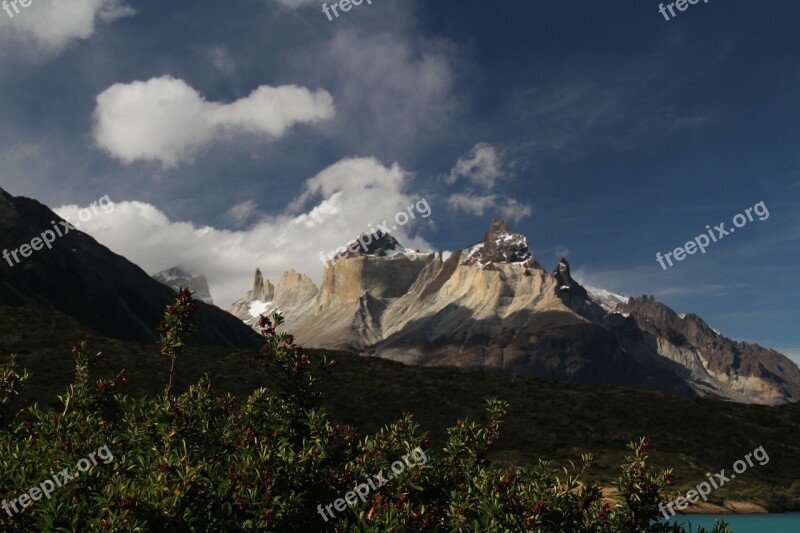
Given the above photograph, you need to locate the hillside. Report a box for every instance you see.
[1,305,798,513]
[0,187,254,347]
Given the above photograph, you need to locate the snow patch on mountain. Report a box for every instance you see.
[584,285,628,312]
[248,300,273,318]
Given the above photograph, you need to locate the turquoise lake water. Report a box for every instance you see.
[666,513,800,532]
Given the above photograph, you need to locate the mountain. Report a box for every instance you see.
[153,267,214,304]
[0,187,255,346]
[230,218,800,405]
[229,269,317,328]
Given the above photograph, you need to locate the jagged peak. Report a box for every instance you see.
[152,266,213,304]
[552,257,573,288]
[341,230,405,259]
[153,266,194,282]
[249,268,274,302]
[462,219,541,269]
[484,218,511,242]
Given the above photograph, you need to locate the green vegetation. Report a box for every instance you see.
[0,298,795,529]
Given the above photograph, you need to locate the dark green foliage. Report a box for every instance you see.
[0,294,743,530]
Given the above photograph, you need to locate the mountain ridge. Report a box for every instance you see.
[229,218,800,405]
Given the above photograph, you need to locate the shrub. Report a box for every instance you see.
[0,291,732,532]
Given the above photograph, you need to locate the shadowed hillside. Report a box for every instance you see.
[1,305,798,513]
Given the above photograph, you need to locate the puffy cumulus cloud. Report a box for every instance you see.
[53,157,432,307]
[444,143,531,222]
[92,76,335,168]
[0,0,134,53]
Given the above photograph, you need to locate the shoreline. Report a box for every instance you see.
[602,488,770,515]
[678,500,768,514]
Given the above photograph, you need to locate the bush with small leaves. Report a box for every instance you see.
[0,291,732,532]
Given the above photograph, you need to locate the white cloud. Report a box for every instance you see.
[445,143,531,222]
[206,45,236,73]
[446,143,506,190]
[0,0,134,53]
[92,76,335,168]
[318,29,458,150]
[447,193,531,222]
[225,200,260,227]
[54,157,432,307]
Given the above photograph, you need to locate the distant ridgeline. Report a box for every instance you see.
[229,219,800,405]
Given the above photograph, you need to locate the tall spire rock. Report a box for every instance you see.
[228,269,317,327]
[553,257,573,289]
[250,268,275,302]
[484,218,511,242]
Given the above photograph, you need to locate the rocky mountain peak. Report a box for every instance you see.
[553,257,573,288]
[223,210,800,404]
[341,230,405,259]
[462,218,541,269]
[250,268,275,302]
[152,266,214,304]
[274,270,318,303]
[484,218,511,242]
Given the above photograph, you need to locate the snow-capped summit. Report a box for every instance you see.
[462,218,542,269]
[343,231,409,259]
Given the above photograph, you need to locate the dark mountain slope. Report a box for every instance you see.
[0,187,255,346]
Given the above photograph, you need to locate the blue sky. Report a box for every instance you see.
[0,0,798,363]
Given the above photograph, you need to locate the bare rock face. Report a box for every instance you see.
[250,269,275,302]
[229,218,800,405]
[274,270,318,310]
[613,296,800,405]
[321,254,430,301]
